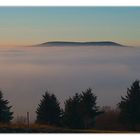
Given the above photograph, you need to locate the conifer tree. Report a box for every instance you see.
[0,91,13,123]
[64,88,102,129]
[36,91,61,125]
[81,88,102,128]
[118,80,140,130]
[64,93,84,128]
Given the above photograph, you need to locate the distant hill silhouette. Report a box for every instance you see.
[35,41,126,47]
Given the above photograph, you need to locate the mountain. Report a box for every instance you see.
[35,41,126,47]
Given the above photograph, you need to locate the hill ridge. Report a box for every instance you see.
[35,41,126,47]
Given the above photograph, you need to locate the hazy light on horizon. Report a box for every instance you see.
[0,7,140,46]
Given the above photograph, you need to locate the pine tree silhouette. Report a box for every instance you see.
[64,93,83,128]
[81,88,103,128]
[64,88,102,129]
[118,80,140,130]
[36,90,61,125]
[0,91,13,123]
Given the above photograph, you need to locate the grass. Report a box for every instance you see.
[0,123,139,133]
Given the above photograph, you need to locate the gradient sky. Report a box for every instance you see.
[0,7,140,47]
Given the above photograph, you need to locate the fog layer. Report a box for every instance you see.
[0,46,139,121]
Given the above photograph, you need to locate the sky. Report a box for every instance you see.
[0,7,140,47]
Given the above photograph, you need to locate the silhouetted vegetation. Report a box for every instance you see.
[63,88,103,129]
[36,90,62,126]
[63,93,83,128]
[118,80,140,130]
[14,115,27,127]
[1,81,140,132]
[95,106,124,130]
[0,91,13,124]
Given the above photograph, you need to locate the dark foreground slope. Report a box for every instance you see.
[0,124,137,133]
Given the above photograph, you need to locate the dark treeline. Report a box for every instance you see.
[1,80,140,131]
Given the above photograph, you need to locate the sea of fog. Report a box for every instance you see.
[0,45,140,121]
